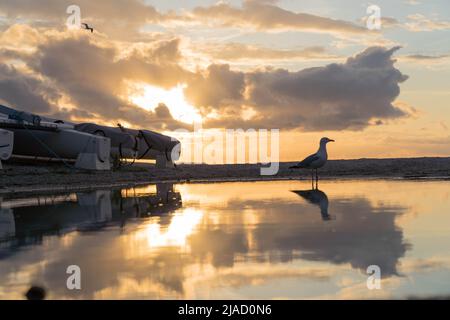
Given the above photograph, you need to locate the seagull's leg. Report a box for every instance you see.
[311,170,314,188]
[315,169,318,189]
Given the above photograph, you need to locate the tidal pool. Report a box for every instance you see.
[1,180,450,299]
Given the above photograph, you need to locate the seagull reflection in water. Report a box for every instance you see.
[291,188,334,221]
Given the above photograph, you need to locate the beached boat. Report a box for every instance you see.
[0,105,111,170]
[0,128,14,169]
[74,123,181,168]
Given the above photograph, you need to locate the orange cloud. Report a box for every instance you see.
[190,1,367,34]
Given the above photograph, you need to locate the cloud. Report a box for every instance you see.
[399,257,450,274]
[0,0,160,24]
[405,14,450,32]
[0,25,190,130]
[0,21,409,132]
[0,24,45,51]
[185,64,245,110]
[190,0,367,34]
[362,13,450,33]
[402,53,450,65]
[399,53,450,68]
[404,54,449,60]
[0,0,162,40]
[404,0,421,5]
[0,63,60,114]
[0,0,371,41]
[199,43,336,62]
[189,46,409,131]
[360,16,400,29]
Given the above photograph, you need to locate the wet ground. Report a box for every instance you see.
[1,179,450,299]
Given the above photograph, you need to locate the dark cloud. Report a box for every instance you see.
[191,46,409,131]
[154,103,191,130]
[403,53,450,61]
[0,62,60,113]
[185,64,245,111]
[147,38,182,63]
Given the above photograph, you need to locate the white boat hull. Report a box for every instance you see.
[6,127,111,170]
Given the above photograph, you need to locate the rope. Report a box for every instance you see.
[115,127,139,169]
[137,130,152,160]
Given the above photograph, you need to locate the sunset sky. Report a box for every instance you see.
[0,0,449,162]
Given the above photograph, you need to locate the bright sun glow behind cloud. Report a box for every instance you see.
[130,84,202,124]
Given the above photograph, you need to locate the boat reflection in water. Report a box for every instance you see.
[0,184,182,250]
[0,205,15,240]
[1,180,450,299]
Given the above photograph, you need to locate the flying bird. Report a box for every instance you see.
[81,23,94,33]
[290,137,334,185]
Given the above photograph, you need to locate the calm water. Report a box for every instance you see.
[1,180,450,299]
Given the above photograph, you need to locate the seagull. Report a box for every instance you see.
[81,23,94,33]
[290,137,334,186]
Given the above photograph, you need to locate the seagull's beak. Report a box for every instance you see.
[329,139,335,142]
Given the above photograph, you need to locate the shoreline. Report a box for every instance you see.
[2,176,449,197]
[1,157,449,196]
